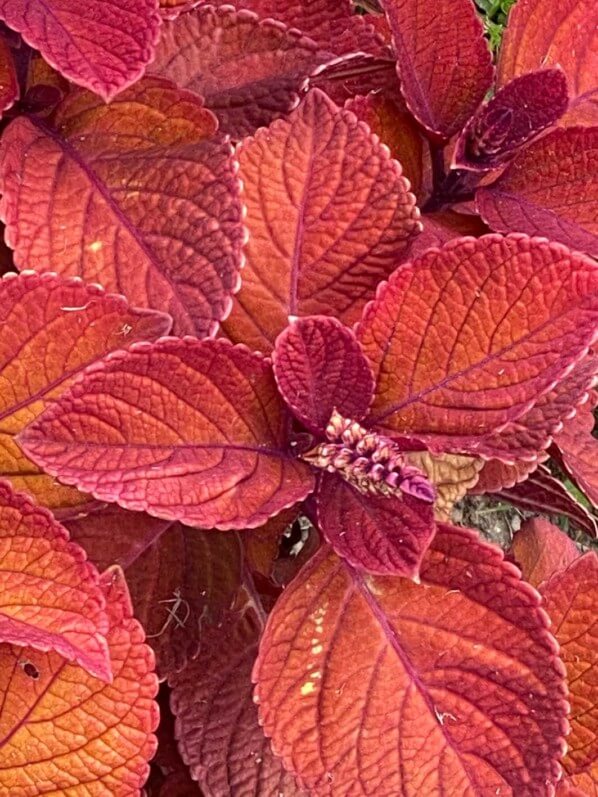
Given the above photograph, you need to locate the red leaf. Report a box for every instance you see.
[0,0,161,101]
[66,506,243,677]
[406,210,490,260]
[0,481,110,680]
[316,473,435,577]
[454,69,569,171]
[498,0,598,126]
[541,553,598,775]
[509,517,580,587]
[151,5,329,138]
[357,235,598,452]
[345,91,431,201]
[0,35,17,118]
[19,338,315,529]
[170,605,304,796]
[309,53,399,106]
[254,526,568,795]
[553,391,598,506]
[0,270,171,512]
[211,0,386,57]
[477,127,598,258]
[490,464,598,538]
[380,0,493,138]
[273,316,374,434]
[222,88,420,352]
[460,354,598,462]
[472,458,541,494]
[0,78,245,337]
[0,565,159,794]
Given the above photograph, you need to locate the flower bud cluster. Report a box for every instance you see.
[303,410,435,503]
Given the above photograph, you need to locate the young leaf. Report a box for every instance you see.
[490,464,598,538]
[509,518,580,587]
[498,0,598,126]
[477,127,598,257]
[357,235,598,450]
[67,506,243,678]
[0,481,110,680]
[0,566,158,794]
[254,526,568,795]
[0,0,161,101]
[0,271,171,512]
[541,554,598,775]
[316,473,436,577]
[19,338,315,528]
[345,92,431,201]
[273,316,375,434]
[170,605,304,796]
[222,88,420,351]
[453,68,569,170]
[151,5,328,137]
[553,391,598,506]
[0,79,245,336]
[380,0,493,138]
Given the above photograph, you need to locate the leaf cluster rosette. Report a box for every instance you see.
[0,0,595,794]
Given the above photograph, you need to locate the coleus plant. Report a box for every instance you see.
[0,0,595,796]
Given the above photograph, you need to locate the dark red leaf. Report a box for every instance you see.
[0,78,245,337]
[151,5,329,138]
[19,338,315,529]
[66,505,244,677]
[553,390,598,506]
[222,88,420,352]
[273,315,374,434]
[477,127,598,258]
[454,69,569,171]
[490,464,598,538]
[170,604,304,796]
[380,0,493,138]
[316,473,435,577]
[0,0,161,101]
[254,526,568,795]
[509,517,580,587]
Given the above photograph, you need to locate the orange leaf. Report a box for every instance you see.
[509,518,580,587]
[0,566,159,795]
[222,88,419,352]
[0,271,170,512]
[541,553,598,776]
[0,481,110,680]
[254,527,568,795]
